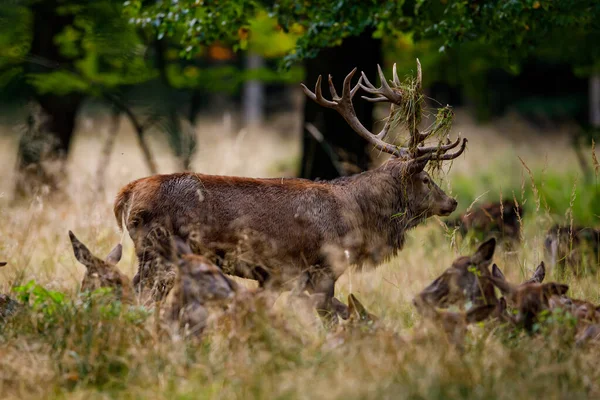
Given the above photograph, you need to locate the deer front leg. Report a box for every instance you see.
[308,271,339,328]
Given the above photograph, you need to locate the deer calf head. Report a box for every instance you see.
[447,200,523,243]
[485,273,569,331]
[69,231,131,302]
[413,238,498,314]
[169,237,239,336]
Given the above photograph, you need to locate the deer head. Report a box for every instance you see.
[413,238,498,314]
[69,231,131,302]
[301,60,465,220]
[484,274,569,331]
[168,236,239,335]
[491,262,546,286]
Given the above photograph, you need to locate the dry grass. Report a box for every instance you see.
[0,108,599,399]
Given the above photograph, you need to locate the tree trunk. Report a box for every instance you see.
[16,0,84,196]
[590,74,600,128]
[243,52,265,126]
[154,38,196,171]
[300,30,382,180]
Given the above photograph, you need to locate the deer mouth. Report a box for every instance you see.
[439,207,455,217]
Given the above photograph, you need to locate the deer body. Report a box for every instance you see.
[116,166,456,301]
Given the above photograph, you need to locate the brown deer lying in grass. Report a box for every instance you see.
[544,225,600,275]
[413,239,549,325]
[413,238,498,314]
[485,270,600,344]
[412,238,502,344]
[166,237,243,336]
[484,273,569,332]
[68,231,132,303]
[114,60,467,323]
[446,200,523,243]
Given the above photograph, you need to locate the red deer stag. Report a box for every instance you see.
[114,60,467,324]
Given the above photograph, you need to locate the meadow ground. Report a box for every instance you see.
[0,107,599,399]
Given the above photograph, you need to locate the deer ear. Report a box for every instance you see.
[106,243,122,265]
[174,236,193,256]
[404,158,429,175]
[69,231,96,268]
[349,294,377,322]
[472,238,496,264]
[466,304,495,324]
[348,294,367,319]
[531,262,545,283]
[492,264,506,281]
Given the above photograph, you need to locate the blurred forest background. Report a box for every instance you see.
[0,0,598,223]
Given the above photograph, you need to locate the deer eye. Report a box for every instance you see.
[422,177,430,185]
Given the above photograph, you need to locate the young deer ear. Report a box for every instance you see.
[174,236,193,256]
[472,238,496,264]
[466,304,495,324]
[348,294,368,320]
[531,262,545,283]
[492,264,506,281]
[105,243,123,265]
[69,230,96,267]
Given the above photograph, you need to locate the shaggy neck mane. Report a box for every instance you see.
[329,166,417,264]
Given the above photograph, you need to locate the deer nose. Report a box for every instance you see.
[449,198,458,210]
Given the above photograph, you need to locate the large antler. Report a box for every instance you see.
[301,68,404,157]
[301,60,467,163]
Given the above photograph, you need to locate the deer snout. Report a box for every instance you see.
[439,198,458,216]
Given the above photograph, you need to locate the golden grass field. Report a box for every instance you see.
[0,107,599,399]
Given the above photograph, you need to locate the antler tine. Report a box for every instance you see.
[432,138,468,161]
[359,67,403,104]
[327,74,340,100]
[377,64,393,96]
[361,95,389,103]
[300,75,336,108]
[392,63,400,86]
[416,135,461,155]
[341,67,358,99]
[350,75,363,98]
